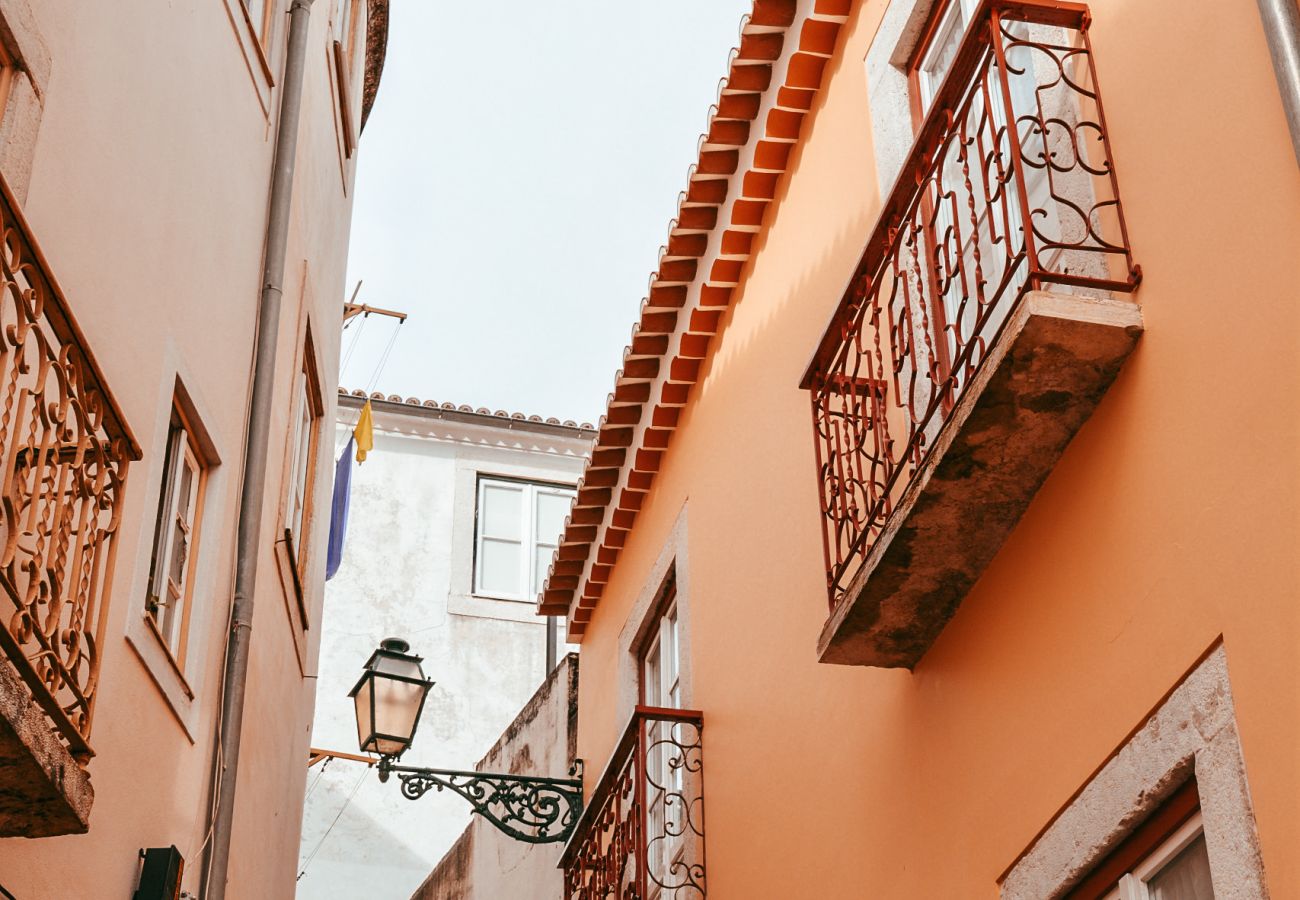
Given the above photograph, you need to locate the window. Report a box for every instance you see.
[287,332,325,616]
[332,0,365,156]
[1102,814,1214,900]
[337,0,363,71]
[906,0,1059,375]
[145,409,207,668]
[289,369,322,567]
[243,0,271,45]
[1067,780,1213,900]
[641,589,680,708]
[640,586,684,898]
[473,477,575,601]
[913,0,979,114]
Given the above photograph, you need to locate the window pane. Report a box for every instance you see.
[533,544,556,596]
[479,538,522,595]
[644,638,662,706]
[919,1,968,109]
[1148,835,1215,900]
[534,491,572,545]
[481,483,522,540]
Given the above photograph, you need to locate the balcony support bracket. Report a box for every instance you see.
[818,291,1143,668]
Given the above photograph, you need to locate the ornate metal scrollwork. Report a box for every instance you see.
[805,0,1140,610]
[562,708,706,899]
[379,758,584,844]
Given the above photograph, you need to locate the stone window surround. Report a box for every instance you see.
[1000,644,1270,899]
[0,0,49,204]
[614,504,695,723]
[124,353,230,742]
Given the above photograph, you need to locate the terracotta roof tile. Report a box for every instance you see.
[536,1,846,626]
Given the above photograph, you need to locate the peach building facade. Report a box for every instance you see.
[0,0,386,897]
[544,1,1300,898]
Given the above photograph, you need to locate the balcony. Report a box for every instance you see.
[801,1,1141,668]
[0,173,138,834]
[561,707,705,899]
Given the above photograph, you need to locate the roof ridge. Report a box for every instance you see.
[337,387,596,430]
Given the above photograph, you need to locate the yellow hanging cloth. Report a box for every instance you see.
[354,400,374,463]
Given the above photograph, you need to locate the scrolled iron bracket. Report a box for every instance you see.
[378,756,584,844]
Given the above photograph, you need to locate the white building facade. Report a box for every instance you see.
[297,390,593,899]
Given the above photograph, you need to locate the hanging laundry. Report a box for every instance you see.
[325,437,354,581]
[354,399,374,463]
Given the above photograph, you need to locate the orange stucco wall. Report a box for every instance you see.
[0,1,363,897]
[573,0,1300,897]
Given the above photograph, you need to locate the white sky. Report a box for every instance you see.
[340,1,755,425]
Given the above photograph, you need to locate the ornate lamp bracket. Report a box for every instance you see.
[378,756,584,844]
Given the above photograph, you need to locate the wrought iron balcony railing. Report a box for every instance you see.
[561,707,705,899]
[0,174,139,761]
[801,0,1139,610]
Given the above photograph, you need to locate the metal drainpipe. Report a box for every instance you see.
[1256,0,1300,168]
[203,1,315,897]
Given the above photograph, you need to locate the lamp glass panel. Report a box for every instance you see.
[353,676,373,751]
[372,674,426,750]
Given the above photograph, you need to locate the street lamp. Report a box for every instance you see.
[349,638,433,757]
[351,637,584,844]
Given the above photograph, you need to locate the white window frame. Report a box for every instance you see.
[642,598,680,709]
[472,476,575,602]
[1101,813,1210,900]
[915,0,979,111]
[145,415,204,666]
[288,370,317,564]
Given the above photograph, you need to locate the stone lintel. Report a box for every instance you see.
[0,650,93,836]
[817,290,1144,668]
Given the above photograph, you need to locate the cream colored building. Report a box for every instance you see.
[0,0,388,897]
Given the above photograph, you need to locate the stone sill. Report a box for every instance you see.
[0,650,93,836]
[817,290,1143,668]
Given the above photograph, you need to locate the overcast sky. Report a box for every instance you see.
[339,1,754,425]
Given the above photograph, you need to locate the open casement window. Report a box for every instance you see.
[286,337,323,613]
[145,410,207,669]
[641,588,685,899]
[473,477,575,601]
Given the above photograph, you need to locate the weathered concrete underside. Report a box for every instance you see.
[0,651,92,836]
[818,290,1144,668]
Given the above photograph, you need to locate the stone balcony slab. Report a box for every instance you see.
[0,651,93,836]
[817,291,1143,668]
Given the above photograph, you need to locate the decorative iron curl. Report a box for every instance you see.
[381,759,584,845]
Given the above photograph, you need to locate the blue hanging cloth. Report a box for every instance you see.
[325,437,354,581]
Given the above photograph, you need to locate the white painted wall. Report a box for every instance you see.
[297,394,591,899]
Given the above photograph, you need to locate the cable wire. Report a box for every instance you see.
[296,765,369,882]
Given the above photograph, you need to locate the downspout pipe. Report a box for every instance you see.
[1256,0,1300,168]
[205,1,315,897]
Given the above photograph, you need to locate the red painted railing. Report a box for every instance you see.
[0,174,139,760]
[801,0,1139,609]
[561,707,705,899]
